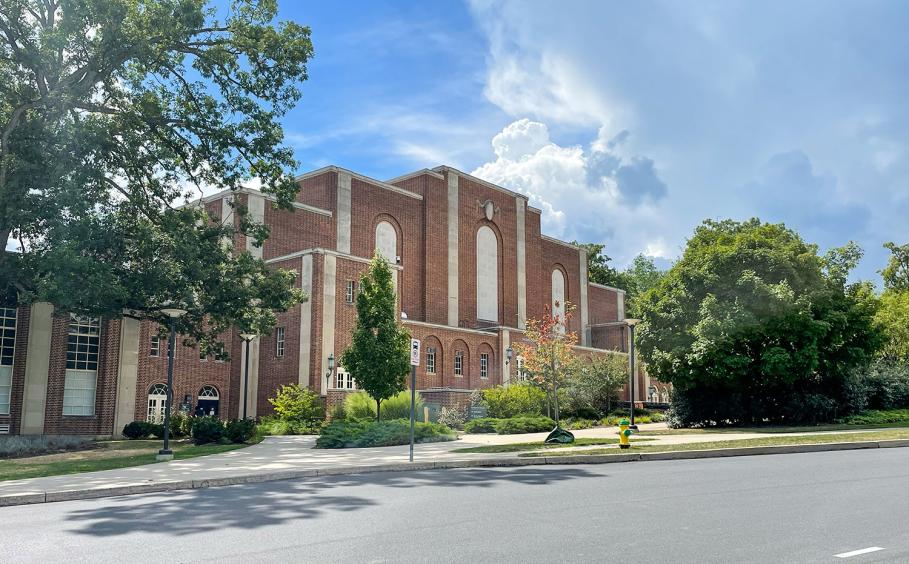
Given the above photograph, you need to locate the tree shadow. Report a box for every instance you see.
[66,466,603,537]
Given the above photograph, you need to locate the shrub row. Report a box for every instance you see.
[315,419,455,449]
[837,408,909,425]
[464,416,556,435]
[121,416,256,445]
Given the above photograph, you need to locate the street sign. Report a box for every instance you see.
[410,338,421,366]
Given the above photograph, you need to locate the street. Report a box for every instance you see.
[2,448,909,563]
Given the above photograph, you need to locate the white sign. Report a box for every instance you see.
[410,339,421,366]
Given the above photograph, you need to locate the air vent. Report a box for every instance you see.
[0,424,9,434]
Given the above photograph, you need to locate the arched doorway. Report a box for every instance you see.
[197,385,220,417]
[147,383,167,424]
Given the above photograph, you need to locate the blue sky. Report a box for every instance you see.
[276,0,908,282]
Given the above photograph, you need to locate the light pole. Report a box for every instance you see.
[625,318,641,430]
[505,346,513,383]
[325,353,335,392]
[239,332,257,420]
[157,306,187,461]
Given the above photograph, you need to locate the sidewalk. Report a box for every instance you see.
[2,424,907,506]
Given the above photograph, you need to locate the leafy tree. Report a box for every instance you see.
[268,384,323,423]
[621,254,666,317]
[876,290,909,363]
[638,219,882,426]
[563,353,628,416]
[0,0,312,343]
[882,242,909,292]
[575,242,624,288]
[514,302,578,426]
[340,253,411,421]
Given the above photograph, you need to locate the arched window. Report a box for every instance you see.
[551,268,566,329]
[147,383,168,423]
[197,385,220,417]
[476,225,498,322]
[375,221,397,262]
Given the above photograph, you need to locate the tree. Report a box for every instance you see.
[637,219,882,426]
[340,252,411,421]
[575,242,624,288]
[876,291,909,364]
[514,301,578,427]
[563,353,627,417]
[882,242,909,292]
[0,0,313,344]
[621,254,666,317]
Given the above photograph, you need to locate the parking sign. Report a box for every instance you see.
[410,339,421,366]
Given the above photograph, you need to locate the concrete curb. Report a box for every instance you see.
[3,438,908,508]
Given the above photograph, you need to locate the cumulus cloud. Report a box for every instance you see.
[471,119,671,266]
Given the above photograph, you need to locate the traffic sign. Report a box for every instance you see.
[410,338,421,366]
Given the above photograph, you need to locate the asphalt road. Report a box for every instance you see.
[2,448,909,563]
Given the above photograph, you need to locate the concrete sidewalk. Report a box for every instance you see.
[2,424,907,507]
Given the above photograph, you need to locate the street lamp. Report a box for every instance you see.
[239,332,257,420]
[325,353,335,392]
[157,306,187,461]
[625,318,641,430]
[505,346,513,365]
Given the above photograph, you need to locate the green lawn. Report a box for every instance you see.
[451,437,655,454]
[520,428,909,458]
[637,421,909,436]
[0,439,250,482]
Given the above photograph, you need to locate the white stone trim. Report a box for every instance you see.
[20,302,53,434]
[515,197,527,330]
[295,166,423,201]
[336,172,352,254]
[501,329,511,386]
[447,172,459,327]
[432,166,530,203]
[185,188,333,217]
[541,234,582,251]
[298,254,314,386]
[579,248,589,346]
[385,168,445,184]
[112,317,140,437]
[265,248,403,269]
[403,319,496,337]
[245,192,265,259]
[589,281,627,293]
[320,254,337,397]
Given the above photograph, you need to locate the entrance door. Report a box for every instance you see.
[197,385,220,417]
[147,383,167,423]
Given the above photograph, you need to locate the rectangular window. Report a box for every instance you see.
[516,356,526,381]
[276,327,285,358]
[426,347,436,374]
[480,353,489,379]
[345,280,356,304]
[63,315,100,416]
[454,351,463,376]
[0,307,16,415]
[335,366,356,390]
[150,335,160,357]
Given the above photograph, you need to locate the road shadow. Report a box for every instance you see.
[66,465,603,537]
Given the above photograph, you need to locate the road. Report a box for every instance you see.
[2,448,909,563]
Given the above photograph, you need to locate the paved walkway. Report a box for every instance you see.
[0,423,901,501]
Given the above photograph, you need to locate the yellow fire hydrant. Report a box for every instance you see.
[618,418,632,449]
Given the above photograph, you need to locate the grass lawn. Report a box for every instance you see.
[451,437,655,454]
[637,421,909,436]
[520,428,909,458]
[0,439,251,482]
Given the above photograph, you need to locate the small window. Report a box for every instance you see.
[345,280,356,304]
[480,353,489,379]
[516,356,526,381]
[150,335,160,357]
[335,365,356,390]
[275,327,285,358]
[454,351,463,376]
[426,347,436,374]
[214,346,228,363]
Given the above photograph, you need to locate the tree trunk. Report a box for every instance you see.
[376,399,381,422]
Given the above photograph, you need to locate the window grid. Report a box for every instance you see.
[150,335,160,357]
[199,385,220,399]
[276,327,285,358]
[147,383,168,423]
[335,367,356,390]
[426,347,436,374]
[454,351,463,376]
[516,356,526,382]
[64,315,100,416]
[0,308,16,415]
[62,370,97,416]
[480,353,489,379]
[345,280,356,304]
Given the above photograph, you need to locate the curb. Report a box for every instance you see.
[3,438,909,508]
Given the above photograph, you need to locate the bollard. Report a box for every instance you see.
[618,418,632,449]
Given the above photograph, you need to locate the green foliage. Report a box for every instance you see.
[314,420,455,449]
[562,418,597,430]
[621,254,668,318]
[838,409,909,425]
[856,359,909,410]
[882,242,909,292]
[343,390,422,421]
[122,421,162,440]
[492,416,556,434]
[436,406,467,430]
[190,417,225,445]
[639,219,883,426]
[225,419,256,443]
[267,384,324,424]
[0,0,312,343]
[464,418,498,434]
[575,242,624,288]
[876,291,909,364]
[562,354,627,418]
[256,415,320,436]
[340,254,411,420]
[481,384,547,418]
[169,412,191,439]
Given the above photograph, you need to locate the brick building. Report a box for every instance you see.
[0,165,667,437]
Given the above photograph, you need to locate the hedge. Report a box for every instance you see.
[315,419,456,448]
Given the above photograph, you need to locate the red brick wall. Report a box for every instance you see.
[524,210,544,321]
[405,322,501,390]
[297,170,337,211]
[588,284,621,324]
[263,205,334,260]
[539,238,584,335]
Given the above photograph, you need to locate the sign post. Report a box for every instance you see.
[409,338,420,463]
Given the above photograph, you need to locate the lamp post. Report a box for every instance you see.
[325,353,335,392]
[239,332,257,420]
[157,306,187,461]
[625,318,641,430]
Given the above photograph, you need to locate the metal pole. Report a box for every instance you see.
[629,324,636,429]
[409,365,416,462]
[242,338,251,420]
[160,319,176,456]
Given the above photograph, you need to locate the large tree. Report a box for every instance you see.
[621,254,666,318]
[877,242,909,364]
[637,219,881,426]
[0,0,312,344]
[340,253,411,421]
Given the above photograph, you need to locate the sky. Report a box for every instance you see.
[273,0,909,283]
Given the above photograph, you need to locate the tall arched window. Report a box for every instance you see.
[552,269,566,329]
[476,226,498,322]
[147,383,168,423]
[375,221,397,262]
